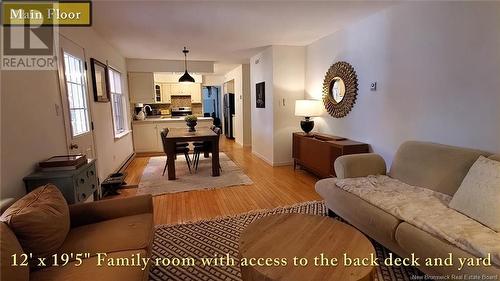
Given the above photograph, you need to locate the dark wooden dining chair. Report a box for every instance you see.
[192,127,221,172]
[160,129,192,176]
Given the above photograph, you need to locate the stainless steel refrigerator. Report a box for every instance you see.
[223,93,235,139]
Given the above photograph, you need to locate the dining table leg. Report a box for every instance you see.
[211,137,220,177]
[166,141,176,180]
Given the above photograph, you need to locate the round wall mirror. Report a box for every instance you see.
[330,77,346,103]
[322,61,358,118]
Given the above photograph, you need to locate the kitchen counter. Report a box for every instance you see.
[133,117,213,124]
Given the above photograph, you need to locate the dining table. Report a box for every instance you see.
[164,127,220,180]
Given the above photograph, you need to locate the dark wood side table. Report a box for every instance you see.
[292,132,369,178]
[23,159,98,204]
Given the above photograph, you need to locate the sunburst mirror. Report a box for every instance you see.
[322,61,358,118]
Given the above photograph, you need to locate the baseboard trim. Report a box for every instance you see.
[251,151,273,166]
[118,152,135,173]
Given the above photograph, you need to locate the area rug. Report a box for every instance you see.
[138,153,253,196]
[150,201,430,281]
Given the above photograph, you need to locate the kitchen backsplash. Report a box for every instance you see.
[133,96,202,116]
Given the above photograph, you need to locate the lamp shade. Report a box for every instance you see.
[179,70,195,83]
[295,100,323,117]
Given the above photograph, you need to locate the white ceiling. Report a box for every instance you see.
[92,1,394,65]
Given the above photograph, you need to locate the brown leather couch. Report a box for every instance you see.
[1,194,154,281]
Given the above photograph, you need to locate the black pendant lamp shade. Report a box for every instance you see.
[179,47,195,83]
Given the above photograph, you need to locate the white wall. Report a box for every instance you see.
[1,70,68,199]
[126,59,214,73]
[272,46,305,165]
[305,1,500,165]
[250,46,305,165]
[251,48,274,164]
[224,65,251,147]
[1,27,134,199]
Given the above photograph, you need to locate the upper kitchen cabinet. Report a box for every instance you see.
[190,83,202,103]
[161,83,172,103]
[128,72,155,103]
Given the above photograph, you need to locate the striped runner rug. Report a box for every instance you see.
[150,201,430,281]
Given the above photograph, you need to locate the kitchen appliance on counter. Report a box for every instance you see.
[171,107,192,118]
[223,93,235,139]
[134,103,146,120]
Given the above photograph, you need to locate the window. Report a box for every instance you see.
[64,53,90,137]
[108,68,128,137]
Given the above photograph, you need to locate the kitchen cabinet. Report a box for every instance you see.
[161,84,172,103]
[129,72,155,103]
[190,84,202,103]
[132,123,159,152]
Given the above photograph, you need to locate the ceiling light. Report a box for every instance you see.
[179,47,195,83]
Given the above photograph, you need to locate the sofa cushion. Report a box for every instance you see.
[489,154,500,162]
[449,156,500,231]
[395,222,500,276]
[29,250,148,281]
[389,141,490,196]
[315,178,404,254]
[1,223,29,281]
[56,213,153,258]
[0,184,70,258]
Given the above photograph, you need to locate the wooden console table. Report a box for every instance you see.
[292,132,369,178]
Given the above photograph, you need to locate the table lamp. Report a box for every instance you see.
[295,99,323,134]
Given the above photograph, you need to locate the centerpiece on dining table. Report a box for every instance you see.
[185,115,198,132]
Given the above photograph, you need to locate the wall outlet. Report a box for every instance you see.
[370,82,377,91]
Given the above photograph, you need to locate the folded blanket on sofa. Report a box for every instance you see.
[335,175,500,266]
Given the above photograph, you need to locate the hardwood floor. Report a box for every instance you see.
[115,138,321,225]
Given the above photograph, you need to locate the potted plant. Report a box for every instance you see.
[185,115,198,132]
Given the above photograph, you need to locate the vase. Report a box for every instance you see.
[187,121,197,132]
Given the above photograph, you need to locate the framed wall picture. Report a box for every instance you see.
[256,82,265,108]
[90,58,110,102]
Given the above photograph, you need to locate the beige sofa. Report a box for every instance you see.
[1,193,153,281]
[316,141,500,277]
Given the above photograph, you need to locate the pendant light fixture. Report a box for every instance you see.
[179,47,195,83]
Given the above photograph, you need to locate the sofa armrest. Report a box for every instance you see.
[69,195,153,227]
[334,153,386,179]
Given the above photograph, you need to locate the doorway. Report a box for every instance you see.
[202,86,221,119]
[57,36,96,158]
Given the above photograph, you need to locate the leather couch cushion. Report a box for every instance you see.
[315,178,404,255]
[395,222,500,276]
[30,250,148,281]
[489,154,500,162]
[389,141,490,196]
[1,223,29,281]
[56,213,153,258]
[0,184,70,258]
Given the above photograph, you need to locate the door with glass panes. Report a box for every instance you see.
[57,36,95,158]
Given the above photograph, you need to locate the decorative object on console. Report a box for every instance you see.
[185,115,198,132]
[256,82,265,108]
[38,154,87,171]
[179,47,195,83]
[322,61,358,118]
[294,99,323,134]
[90,58,110,102]
[292,132,368,178]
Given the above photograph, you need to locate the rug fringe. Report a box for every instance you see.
[154,200,326,230]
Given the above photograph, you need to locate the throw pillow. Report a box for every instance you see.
[0,184,70,258]
[449,156,500,231]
